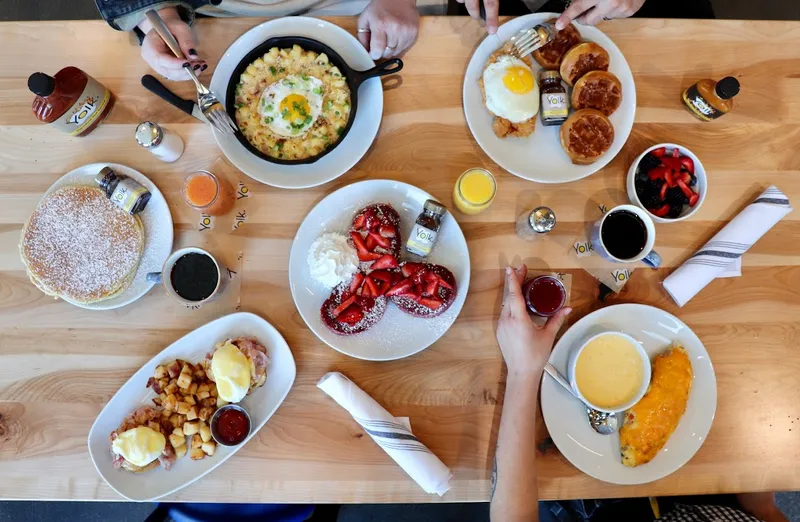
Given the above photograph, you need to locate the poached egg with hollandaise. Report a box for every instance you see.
[210,340,252,403]
[111,426,166,468]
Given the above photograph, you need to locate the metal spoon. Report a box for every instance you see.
[543,363,620,435]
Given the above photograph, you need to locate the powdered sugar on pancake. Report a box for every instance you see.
[21,186,143,303]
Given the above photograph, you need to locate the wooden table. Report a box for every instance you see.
[1,16,799,503]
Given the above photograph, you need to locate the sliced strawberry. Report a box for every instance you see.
[364,276,380,297]
[679,171,692,185]
[689,192,699,207]
[365,234,377,251]
[418,296,444,310]
[352,213,366,231]
[661,156,681,171]
[379,223,396,238]
[371,255,399,270]
[671,147,680,158]
[386,279,413,296]
[651,147,666,157]
[651,204,671,217]
[370,270,394,284]
[434,274,454,291]
[659,181,669,201]
[664,171,676,188]
[401,263,425,278]
[679,156,694,174]
[332,296,356,318]
[338,306,363,325]
[676,179,695,199]
[424,280,439,297]
[357,251,382,262]
[369,232,392,249]
[350,232,369,254]
[648,166,669,180]
[348,273,364,295]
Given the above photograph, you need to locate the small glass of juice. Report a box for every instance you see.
[523,275,566,316]
[182,170,235,216]
[453,168,497,215]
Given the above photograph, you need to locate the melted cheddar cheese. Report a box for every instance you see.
[619,345,693,467]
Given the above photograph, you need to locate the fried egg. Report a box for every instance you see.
[259,74,324,138]
[482,55,539,123]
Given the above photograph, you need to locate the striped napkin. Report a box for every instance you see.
[317,372,452,496]
[663,186,792,307]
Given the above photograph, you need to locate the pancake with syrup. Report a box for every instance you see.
[20,186,144,304]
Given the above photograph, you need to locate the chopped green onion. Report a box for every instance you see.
[337,127,344,136]
[303,115,312,124]
[269,66,277,75]
[313,87,323,95]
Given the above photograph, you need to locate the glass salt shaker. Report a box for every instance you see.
[516,206,556,240]
[135,121,184,163]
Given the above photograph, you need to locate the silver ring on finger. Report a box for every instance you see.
[357,28,370,33]
[385,46,397,51]
[603,16,612,20]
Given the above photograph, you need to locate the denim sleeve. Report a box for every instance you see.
[94,0,211,31]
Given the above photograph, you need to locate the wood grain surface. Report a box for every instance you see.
[1,16,799,503]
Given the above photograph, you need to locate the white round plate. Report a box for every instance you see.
[210,17,383,189]
[463,13,636,183]
[39,163,174,310]
[289,180,470,361]
[541,303,716,484]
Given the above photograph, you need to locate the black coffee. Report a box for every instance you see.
[170,253,219,302]
[601,210,647,260]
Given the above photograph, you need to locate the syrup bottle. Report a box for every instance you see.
[28,67,115,137]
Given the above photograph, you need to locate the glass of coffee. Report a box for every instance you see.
[591,205,662,268]
[147,247,224,305]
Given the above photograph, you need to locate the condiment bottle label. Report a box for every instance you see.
[49,77,111,136]
[542,92,569,118]
[111,178,149,214]
[682,85,721,121]
[406,224,438,256]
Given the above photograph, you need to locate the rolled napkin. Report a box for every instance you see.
[317,372,452,496]
[663,186,792,307]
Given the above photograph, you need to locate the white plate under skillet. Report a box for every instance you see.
[40,163,173,310]
[541,303,716,485]
[288,180,471,361]
[210,16,384,189]
[88,312,297,501]
[463,13,636,183]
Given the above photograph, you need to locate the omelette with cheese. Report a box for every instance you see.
[619,345,693,467]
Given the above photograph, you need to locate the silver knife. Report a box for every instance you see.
[141,74,209,123]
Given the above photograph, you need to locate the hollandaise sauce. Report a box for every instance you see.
[211,341,252,403]
[111,426,165,467]
[575,334,646,410]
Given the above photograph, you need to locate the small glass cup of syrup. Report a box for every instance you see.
[523,275,567,317]
[210,404,252,446]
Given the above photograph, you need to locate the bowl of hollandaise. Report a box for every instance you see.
[568,331,651,413]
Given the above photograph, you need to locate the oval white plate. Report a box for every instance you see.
[210,17,383,189]
[463,13,636,183]
[38,163,173,310]
[541,303,716,485]
[88,312,297,501]
[289,180,470,361]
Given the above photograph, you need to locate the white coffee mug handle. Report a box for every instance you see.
[642,250,662,268]
[146,272,163,284]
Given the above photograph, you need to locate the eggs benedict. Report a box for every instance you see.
[208,337,269,403]
[109,406,176,473]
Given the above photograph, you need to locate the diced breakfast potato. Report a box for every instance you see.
[186,406,198,421]
[184,395,196,406]
[188,382,198,395]
[200,397,216,408]
[190,448,206,460]
[198,407,214,422]
[158,378,169,390]
[162,409,171,419]
[183,421,199,436]
[176,401,190,415]
[169,413,181,429]
[169,433,186,448]
[175,445,187,459]
[201,441,216,456]
[199,424,211,443]
[173,427,184,437]
[176,414,186,426]
[163,394,177,412]
[147,421,161,432]
[193,368,206,379]
[152,396,162,406]
[209,387,218,398]
[154,365,167,379]
[197,383,210,393]
[164,382,179,395]
[191,433,203,449]
[177,372,192,390]
[196,391,210,400]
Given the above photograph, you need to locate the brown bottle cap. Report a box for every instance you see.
[715,77,740,100]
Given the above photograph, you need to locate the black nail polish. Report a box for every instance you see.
[182,62,190,68]
[189,48,198,57]
[201,64,208,71]
[193,64,201,70]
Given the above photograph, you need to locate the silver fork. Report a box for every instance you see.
[145,10,238,135]
[507,23,557,59]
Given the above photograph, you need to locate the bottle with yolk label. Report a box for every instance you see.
[453,168,497,215]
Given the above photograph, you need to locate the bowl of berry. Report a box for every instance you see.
[627,143,706,223]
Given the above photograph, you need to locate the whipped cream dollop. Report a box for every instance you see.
[307,232,359,289]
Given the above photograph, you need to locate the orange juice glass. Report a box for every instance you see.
[182,170,235,216]
[453,168,497,215]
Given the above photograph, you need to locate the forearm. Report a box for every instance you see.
[95,0,197,31]
[490,370,542,522]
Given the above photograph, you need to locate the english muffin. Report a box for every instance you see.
[559,109,615,165]
[532,20,582,70]
[571,70,622,116]
[560,42,610,87]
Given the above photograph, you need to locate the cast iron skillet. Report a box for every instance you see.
[226,36,403,166]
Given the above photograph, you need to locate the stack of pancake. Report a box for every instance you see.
[19,186,145,305]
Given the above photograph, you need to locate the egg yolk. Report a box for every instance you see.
[280,93,311,123]
[502,66,534,94]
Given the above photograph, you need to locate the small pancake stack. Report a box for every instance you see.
[19,186,145,305]
[533,19,623,165]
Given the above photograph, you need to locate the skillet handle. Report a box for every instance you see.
[351,58,403,89]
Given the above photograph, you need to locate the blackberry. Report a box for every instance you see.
[668,201,684,219]
[635,167,648,184]
[639,153,663,173]
[638,179,664,209]
[666,187,689,205]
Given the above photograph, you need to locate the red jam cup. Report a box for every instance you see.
[523,275,567,317]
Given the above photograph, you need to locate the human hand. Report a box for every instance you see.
[457,0,499,35]
[138,7,206,81]
[496,265,572,378]
[357,0,420,60]
[556,0,646,29]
